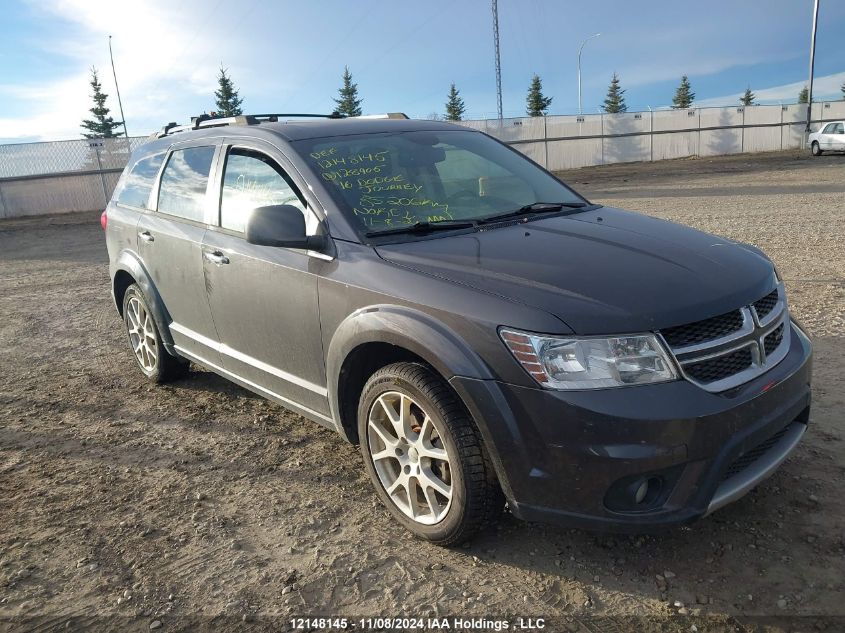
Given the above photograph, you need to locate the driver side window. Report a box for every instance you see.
[220,149,305,233]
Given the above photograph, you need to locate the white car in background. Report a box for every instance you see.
[808,121,845,156]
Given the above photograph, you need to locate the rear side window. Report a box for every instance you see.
[157,146,216,222]
[220,149,305,232]
[822,123,838,134]
[117,153,164,208]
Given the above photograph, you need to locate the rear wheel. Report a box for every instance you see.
[122,284,188,383]
[358,362,504,545]
[811,141,822,156]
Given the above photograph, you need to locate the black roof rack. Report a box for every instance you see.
[155,112,345,138]
[154,111,410,138]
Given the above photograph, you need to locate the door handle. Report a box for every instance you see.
[138,231,154,243]
[204,251,230,265]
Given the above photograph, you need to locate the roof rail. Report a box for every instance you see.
[354,112,409,120]
[155,112,345,138]
[154,111,410,138]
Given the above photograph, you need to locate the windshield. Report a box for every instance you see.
[294,130,586,236]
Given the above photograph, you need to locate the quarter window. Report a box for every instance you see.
[117,153,164,209]
[220,149,305,233]
[157,146,216,222]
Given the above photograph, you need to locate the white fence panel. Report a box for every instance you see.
[484,117,545,143]
[743,106,783,153]
[699,108,743,156]
[546,114,603,139]
[547,139,602,170]
[603,113,651,163]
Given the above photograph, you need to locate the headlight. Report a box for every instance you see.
[500,329,678,389]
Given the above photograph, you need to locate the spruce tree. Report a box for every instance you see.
[798,86,809,104]
[214,66,243,117]
[672,75,695,109]
[445,83,466,121]
[841,81,844,100]
[603,73,627,113]
[80,67,123,139]
[526,74,552,117]
[333,66,363,117]
[739,87,756,106]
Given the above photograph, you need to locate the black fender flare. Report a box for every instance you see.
[111,250,176,354]
[325,304,494,431]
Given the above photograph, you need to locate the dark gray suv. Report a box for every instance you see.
[104,113,812,545]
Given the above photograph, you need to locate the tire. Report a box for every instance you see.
[122,284,188,383]
[811,141,822,156]
[357,362,504,545]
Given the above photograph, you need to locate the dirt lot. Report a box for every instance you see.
[1,150,843,632]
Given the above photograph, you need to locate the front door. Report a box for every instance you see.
[138,143,221,363]
[201,142,330,419]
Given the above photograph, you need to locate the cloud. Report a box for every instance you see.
[1,0,260,141]
[695,71,845,107]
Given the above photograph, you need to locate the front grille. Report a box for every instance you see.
[764,323,785,355]
[685,346,753,383]
[754,289,779,320]
[661,309,744,348]
[662,285,789,392]
[721,425,790,482]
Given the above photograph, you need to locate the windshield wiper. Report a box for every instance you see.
[365,219,476,237]
[477,201,591,225]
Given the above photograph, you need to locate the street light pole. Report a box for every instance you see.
[578,33,601,115]
[805,0,820,133]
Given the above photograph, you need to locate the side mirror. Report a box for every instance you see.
[245,204,326,250]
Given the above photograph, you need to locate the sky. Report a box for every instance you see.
[1,0,844,143]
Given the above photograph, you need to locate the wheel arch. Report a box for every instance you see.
[326,305,495,444]
[111,250,176,353]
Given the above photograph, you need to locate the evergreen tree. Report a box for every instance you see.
[739,87,756,106]
[526,74,552,117]
[841,81,844,100]
[214,66,243,117]
[672,75,695,109]
[603,72,627,113]
[444,83,466,121]
[333,66,362,117]
[798,86,809,104]
[80,67,123,139]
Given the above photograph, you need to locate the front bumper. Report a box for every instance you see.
[450,321,812,531]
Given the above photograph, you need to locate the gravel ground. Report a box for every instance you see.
[1,150,843,632]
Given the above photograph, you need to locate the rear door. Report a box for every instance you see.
[201,139,330,419]
[832,122,845,150]
[819,123,837,150]
[138,141,221,363]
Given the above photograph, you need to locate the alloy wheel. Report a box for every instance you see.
[126,296,158,372]
[366,391,453,525]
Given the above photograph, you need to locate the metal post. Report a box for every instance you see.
[577,33,601,115]
[91,141,109,207]
[805,0,820,133]
[109,35,129,138]
[492,0,503,121]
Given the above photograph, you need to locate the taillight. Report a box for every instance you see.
[100,209,108,230]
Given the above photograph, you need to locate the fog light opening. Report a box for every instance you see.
[634,480,649,504]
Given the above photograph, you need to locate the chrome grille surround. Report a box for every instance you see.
[658,283,790,393]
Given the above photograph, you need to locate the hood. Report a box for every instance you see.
[375,207,776,335]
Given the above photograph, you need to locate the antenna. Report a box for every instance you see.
[492,0,503,121]
[109,36,129,138]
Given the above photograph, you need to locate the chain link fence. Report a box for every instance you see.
[1,101,844,218]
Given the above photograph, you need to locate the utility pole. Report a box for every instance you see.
[492,0,503,120]
[805,0,820,133]
[109,35,129,138]
[578,33,601,115]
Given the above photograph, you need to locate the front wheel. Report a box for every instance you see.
[811,141,823,156]
[358,362,504,545]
